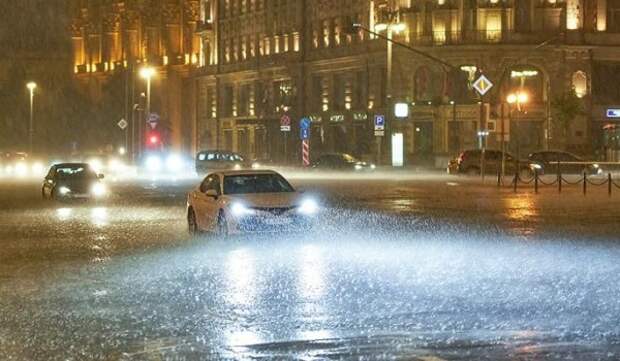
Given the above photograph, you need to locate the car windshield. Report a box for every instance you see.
[56,166,97,179]
[223,174,294,194]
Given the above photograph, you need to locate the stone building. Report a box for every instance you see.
[197,0,620,165]
[69,0,201,155]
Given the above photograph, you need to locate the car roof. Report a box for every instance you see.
[52,162,91,168]
[213,169,280,177]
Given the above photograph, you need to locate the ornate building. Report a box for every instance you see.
[196,0,620,164]
[70,0,202,154]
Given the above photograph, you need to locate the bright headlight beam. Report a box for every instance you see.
[298,198,319,215]
[91,183,107,197]
[231,202,254,217]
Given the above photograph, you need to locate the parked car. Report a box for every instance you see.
[195,150,249,174]
[312,153,376,171]
[448,149,531,176]
[528,151,602,175]
[42,163,107,200]
[187,170,319,235]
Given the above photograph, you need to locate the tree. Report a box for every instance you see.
[551,89,584,147]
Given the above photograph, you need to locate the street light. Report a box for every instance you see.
[139,66,156,158]
[506,90,529,163]
[26,82,37,155]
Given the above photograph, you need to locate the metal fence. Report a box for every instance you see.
[499,161,620,196]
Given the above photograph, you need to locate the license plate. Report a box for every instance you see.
[265,217,291,225]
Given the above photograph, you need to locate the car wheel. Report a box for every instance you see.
[41,188,47,200]
[188,208,199,235]
[215,211,229,237]
[50,188,58,201]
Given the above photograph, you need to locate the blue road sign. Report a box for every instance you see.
[300,127,310,140]
[374,115,385,130]
[300,117,311,130]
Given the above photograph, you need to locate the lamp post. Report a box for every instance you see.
[26,82,37,155]
[506,91,529,172]
[139,66,155,158]
[373,19,406,167]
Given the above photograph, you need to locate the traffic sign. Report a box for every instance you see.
[300,127,310,140]
[280,114,291,131]
[117,118,128,130]
[147,113,159,129]
[374,115,385,131]
[300,117,311,130]
[473,75,493,96]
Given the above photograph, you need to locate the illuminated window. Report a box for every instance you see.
[322,20,330,47]
[274,35,280,54]
[572,71,587,98]
[486,12,502,42]
[566,0,580,29]
[293,32,300,51]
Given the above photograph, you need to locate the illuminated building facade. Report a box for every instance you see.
[70,0,201,154]
[196,0,620,163]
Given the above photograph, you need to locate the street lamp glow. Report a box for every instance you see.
[26,82,37,91]
[517,92,529,104]
[391,23,406,33]
[506,94,517,104]
[374,23,388,32]
[139,66,155,79]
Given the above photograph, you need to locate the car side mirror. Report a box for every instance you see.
[205,189,219,199]
[98,174,105,179]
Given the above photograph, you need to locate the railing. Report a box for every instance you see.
[409,30,562,46]
[499,161,620,196]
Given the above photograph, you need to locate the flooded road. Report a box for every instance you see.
[1,173,620,360]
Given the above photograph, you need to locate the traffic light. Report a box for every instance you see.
[145,130,162,150]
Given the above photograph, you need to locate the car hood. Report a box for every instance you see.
[225,192,303,208]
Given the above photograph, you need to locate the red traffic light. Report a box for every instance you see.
[149,135,159,144]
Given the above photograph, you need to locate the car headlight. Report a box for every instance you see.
[251,162,261,169]
[31,162,45,174]
[145,156,162,172]
[233,164,242,170]
[15,162,28,176]
[59,186,71,195]
[91,183,107,197]
[354,164,363,170]
[88,158,103,172]
[166,154,183,172]
[370,164,376,170]
[592,163,600,169]
[298,198,319,215]
[230,202,254,217]
[530,163,542,170]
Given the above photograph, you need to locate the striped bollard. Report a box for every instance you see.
[302,140,310,167]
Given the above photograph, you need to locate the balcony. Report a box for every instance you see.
[410,30,563,47]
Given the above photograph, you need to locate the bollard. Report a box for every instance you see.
[583,172,587,195]
[497,170,501,187]
[513,172,518,193]
[609,173,613,197]
[534,168,539,194]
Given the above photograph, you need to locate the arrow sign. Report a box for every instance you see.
[300,127,310,140]
[117,118,128,130]
[300,117,311,130]
[473,74,493,96]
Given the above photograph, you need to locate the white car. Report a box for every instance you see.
[187,170,319,235]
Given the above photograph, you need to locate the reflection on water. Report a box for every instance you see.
[225,248,256,306]
[56,207,72,221]
[298,245,325,300]
[91,207,108,226]
[504,196,539,235]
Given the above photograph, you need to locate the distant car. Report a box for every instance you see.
[42,163,107,200]
[187,170,319,235]
[448,149,531,176]
[528,151,601,175]
[195,150,249,174]
[312,153,376,171]
[0,151,47,177]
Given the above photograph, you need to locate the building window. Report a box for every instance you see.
[572,71,587,98]
[322,20,330,47]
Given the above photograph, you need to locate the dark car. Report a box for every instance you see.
[195,150,249,175]
[449,149,531,176]
[42,163,106,200]
[312,153,376,171]
[528,151,602,175]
